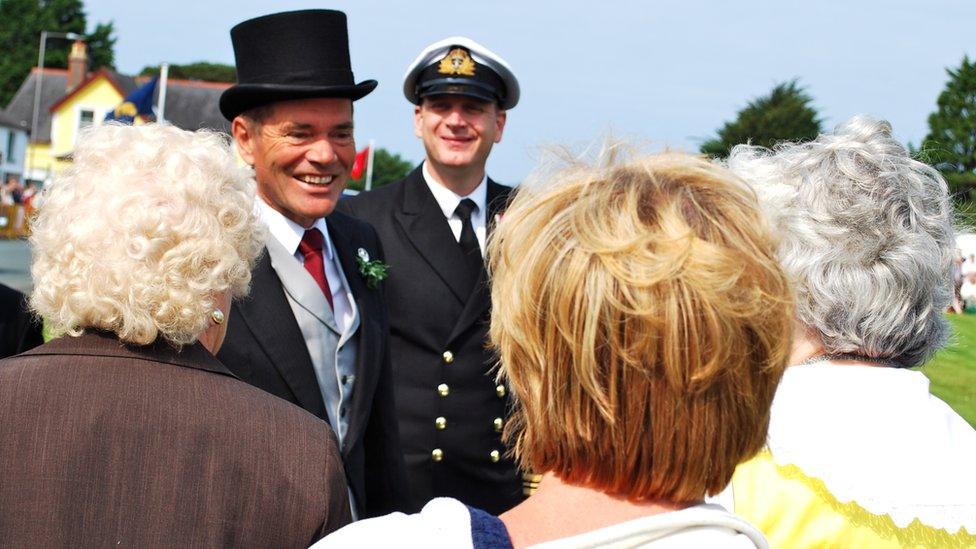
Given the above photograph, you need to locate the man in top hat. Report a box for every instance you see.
[216,9,407,519]
[338,37,523,514]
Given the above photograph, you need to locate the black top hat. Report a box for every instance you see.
[219,10,377,120]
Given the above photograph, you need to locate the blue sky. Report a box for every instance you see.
[85,0,975,184]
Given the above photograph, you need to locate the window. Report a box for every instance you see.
[79,109,95,129]
[5,131,14,164]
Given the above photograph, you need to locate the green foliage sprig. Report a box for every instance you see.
[355,248,389,289]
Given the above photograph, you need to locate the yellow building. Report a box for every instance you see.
[1,42,229,185]
[40,69,126,175]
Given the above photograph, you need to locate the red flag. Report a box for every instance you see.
[351,146,370,179]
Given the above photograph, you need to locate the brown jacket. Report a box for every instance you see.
[0,331,352,548]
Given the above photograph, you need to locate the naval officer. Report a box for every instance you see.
[338,36,524,514]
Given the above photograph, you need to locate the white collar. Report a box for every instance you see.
[314,498,767,548]
[763,364,976,532]
[257,198,335,261]
[421,162,488,219]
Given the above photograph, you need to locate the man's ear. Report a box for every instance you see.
[413,104,423,139]
[231,116,257,165]
[493,109,507,144]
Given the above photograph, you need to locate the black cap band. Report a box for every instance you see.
[414,53,507,106]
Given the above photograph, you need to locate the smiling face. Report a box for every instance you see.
[232,97,355,227]
[414,94,506,177]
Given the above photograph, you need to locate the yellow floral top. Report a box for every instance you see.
[733,450,975,548]
[723,364,976,549]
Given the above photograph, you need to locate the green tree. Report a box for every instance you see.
[84,21,117,72]
[919,56,976,205]
[701,80,822,158]
[0,0,116,106]
[347,148,415,191]
[139,62,236,83]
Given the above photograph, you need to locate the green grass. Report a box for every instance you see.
[916,314,976,428]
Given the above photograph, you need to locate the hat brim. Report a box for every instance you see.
[417,81,498,105]
[219,80,378,120]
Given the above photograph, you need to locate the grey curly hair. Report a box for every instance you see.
[727,115,955,367]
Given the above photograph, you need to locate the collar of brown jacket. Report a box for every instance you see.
[16,330,237,379]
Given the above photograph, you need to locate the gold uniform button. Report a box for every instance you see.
[442,351,454,364]
[432,448,444,462]
[493,417,503,432]
[496,384,506,398]
[489,449,501,463]
[437,383,450,397]
[435,416,447,430]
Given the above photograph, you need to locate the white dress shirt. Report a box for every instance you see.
[257,198,355,334]
[422,162,488,256]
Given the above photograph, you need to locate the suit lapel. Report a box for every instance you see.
[265,235,339,334]
[327,212,382,458]
[328,214,370,306]
[235,250,328,418]
[446,179,513,344]
[393,167,472,303]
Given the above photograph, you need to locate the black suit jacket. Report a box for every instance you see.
[217,210,407,517]
[0,331,351,546]
[0,283,44,359]
[338,166,524,514]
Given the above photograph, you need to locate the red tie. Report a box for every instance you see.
[298,228,334,310]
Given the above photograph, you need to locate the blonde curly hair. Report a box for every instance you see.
[489,145,794,502]
[30,123,264,347]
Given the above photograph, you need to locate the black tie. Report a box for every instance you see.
[454,198,483,293]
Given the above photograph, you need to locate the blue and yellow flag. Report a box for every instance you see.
[105,76,158,124]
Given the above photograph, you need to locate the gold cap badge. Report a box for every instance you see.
[438,47,476,77]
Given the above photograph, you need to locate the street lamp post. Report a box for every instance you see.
[27,30,84,183]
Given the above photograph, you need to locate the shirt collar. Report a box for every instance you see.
[422,162,488,219]
[257,198,335,261]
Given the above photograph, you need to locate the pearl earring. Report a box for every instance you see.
[211,308,225,325]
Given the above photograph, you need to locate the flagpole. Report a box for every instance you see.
[365,139,376,191]
[157,63,169,123]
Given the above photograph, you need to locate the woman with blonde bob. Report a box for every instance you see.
[723,116,976,547]
[0,124,352,546]
[319,146,794,548]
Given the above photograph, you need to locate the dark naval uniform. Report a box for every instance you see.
[338,167,524,514]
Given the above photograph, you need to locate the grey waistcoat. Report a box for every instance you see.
[266,235,361,517]
[265,235,361,447]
